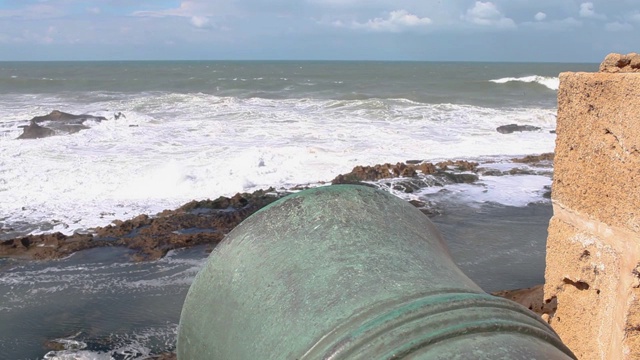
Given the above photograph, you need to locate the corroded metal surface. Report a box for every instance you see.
[178,185,575,359]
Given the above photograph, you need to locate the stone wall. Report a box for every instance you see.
[544,53,640,359]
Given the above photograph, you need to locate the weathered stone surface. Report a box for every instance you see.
[492,284,556,317]
[553,72,640,231]
[600,53,640,73]
[496,124,541,134]
[544,216,623,360]
[545,66,640,360]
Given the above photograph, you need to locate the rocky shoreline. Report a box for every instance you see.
[0,153,554,262]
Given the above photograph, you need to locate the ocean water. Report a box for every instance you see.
[0,61,597,359]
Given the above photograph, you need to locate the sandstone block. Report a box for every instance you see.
[553,72,640,232]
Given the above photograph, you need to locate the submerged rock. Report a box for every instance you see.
[496,124,541,134]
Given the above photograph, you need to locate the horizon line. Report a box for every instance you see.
[0,59,599,64]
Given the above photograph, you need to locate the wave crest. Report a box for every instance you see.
[490,76,559,91]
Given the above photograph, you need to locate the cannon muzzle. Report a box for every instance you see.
[178,185,575,359]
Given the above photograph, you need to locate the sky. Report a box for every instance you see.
[0,0,638,62]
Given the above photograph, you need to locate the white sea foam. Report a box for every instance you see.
[0,92,557,235]
[43,325,177,360]
[490,75,560,90]
[376,160,552,208]
[0,248,206,311]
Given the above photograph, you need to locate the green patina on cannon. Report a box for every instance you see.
[178,185,575,359]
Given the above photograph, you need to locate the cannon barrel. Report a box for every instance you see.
[178,185,575,359]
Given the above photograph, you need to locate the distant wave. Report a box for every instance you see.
[490,76,559,91]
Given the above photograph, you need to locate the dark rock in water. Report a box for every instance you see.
[436,160,479,172]
[496,124,542,134]
[17,120,55,139]
[16,110,107,139]
[0,232,104,260]
[31,110,107,123]
[331,160,478,184]
[442,172,479,184]
[477,168,504,176]
[331,162,418,184]
[512,153,554,163]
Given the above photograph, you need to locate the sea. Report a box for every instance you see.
[0,61,597,359]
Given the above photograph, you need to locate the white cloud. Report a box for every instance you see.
[605,21,633,32]
[462,1,516,29]
[351,10,432,32]
[534,12,546,21]
[190,16,210,28]
[630,13,640,23]
[522,17,582,31]
[579,2,606,20]
[133,1,213,18]
[87,7,101,15]
[133,1,218,29]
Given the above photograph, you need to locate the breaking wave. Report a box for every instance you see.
[490,76,559,91]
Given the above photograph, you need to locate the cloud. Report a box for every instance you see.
[522,17,582,31]
[133,1,215,18]
[605,21,633,32]
[462,1,515,29]
[190,16,211,28]
[351,9,432,32]
[579,2,606,20]
[133,1,218,29]
[534,12,546,21]
[86,7,101,15]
